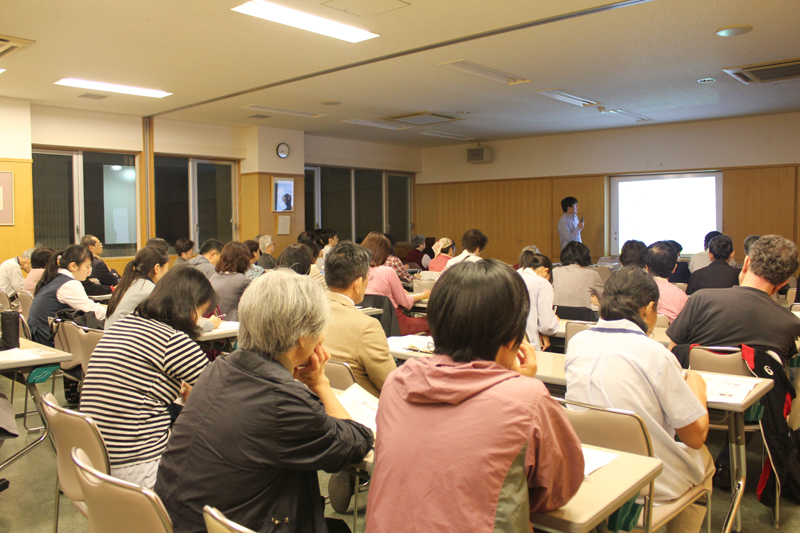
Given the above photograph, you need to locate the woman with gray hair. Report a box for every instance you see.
[155,269,373,533]
[257,234,277,270]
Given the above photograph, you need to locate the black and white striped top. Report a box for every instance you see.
[80,314,208,467]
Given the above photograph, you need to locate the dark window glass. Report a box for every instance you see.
[82,152,137,257]
[32,153,74,250]
[387,174,411,242]
[354,170,383,240]
[305,168,316,231]
[154,156,190,251]
[320,167,352,241]
[196,162,232,245]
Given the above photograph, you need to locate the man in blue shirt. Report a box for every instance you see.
[558,196,584,250]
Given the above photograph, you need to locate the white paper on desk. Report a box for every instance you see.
[338,384,379,434]
[387,335,434,354]
[0,348,44,362]
[582,446,618,476]
[697,372,756,404]
[215,321,239,331]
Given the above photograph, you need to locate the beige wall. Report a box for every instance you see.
[31,105,142,151]
[153,118,246,159]
[1,97,32,159]
[305,134,422,173]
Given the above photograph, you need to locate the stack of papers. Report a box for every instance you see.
[697,372,757,404]
[216,321,239,331]
[338,384,379,434]
[582,446,618,476]
[387,335,434,354]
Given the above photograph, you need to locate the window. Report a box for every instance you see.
[305,166,413,242]
[32,150,138,257]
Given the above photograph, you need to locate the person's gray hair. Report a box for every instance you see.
[258,235,274,253]
[410,234,426,248]
[521,245,541,255]
[743,235,760,257]
[237,268,330,358]
[748,235,799,286]
[22,248,35,259]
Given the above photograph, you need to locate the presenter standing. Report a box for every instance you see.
[558,196,584,251]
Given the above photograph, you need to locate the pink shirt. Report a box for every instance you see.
[655,277,688,321]
[366,266,414,309]
[22,268,44,294]
[428,254,451,273]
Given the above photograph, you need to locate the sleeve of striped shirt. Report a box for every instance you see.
[163,332,208,385]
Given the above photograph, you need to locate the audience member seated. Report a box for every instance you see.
[316,228,338,271]
[443,229,488,272]
[146,237,170,254]
[668,235,800,360]
[81,235,119,288]
[0,248,33,299]
[685,235,740,295]
[362,232,430,335]
[382,232,415,283]
[553,241,604,308]
[186,239,223,280]
[428,237,455,273]
[257,234,277,270]
[566,267,712,533]
[28,245,108,346]
[298,232,329,289]
[155,269,373,533]
[243,239,265,280]
[209,241,253,322]
[646,241,689,321]
[81,267,215,489]
[518,251,559,351]
[21,247,54,294]
[173,238,195,266]
[743,235,760,258]
[512,244,541,269]
[366,260,584,531]
[405,234,428,270]
[688,231,721,273]
[666,240,691,284]
[105,246,169,330]
[619,239,647,268]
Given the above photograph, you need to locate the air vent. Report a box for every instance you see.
[0,35,35,60]
[78,93,109,100]
[247,114,271,119]
[723,57,800,84]
[382,112,461,126]
[467,147,493,163]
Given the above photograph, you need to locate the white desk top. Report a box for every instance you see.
[197,321,239,342]
[357,306,383,316]
[88,293,112,302]
[387,335,434,360]
[0,339,73,371]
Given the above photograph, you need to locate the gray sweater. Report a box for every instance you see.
[210,272,251,321]
[186,255,216,280]
[105,278,155,330]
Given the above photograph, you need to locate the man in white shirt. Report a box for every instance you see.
[558,196,584,251]
[443,229,487,272]
[0,248,34,299]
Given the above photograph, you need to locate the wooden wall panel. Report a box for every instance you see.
[416,178,553,264]
[239,172,261,243]
[723,167,796,261]
[551,176,606,262]
[0,158,35,260]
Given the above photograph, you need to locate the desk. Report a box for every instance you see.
[88,293,112,302]
[387,335,433,360]
[356,306,383,317]
[0,339,72,472]
[197,321,239,343]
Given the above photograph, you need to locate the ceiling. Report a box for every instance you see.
[1,0,799,148]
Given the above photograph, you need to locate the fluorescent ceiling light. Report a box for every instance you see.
[241,104,326,118]
[536,89,599,107]
[0,68,5,74]
[343,119,409,130]
[232,1,379,43]
[53,78,171,98]
[439,60,530,86]
[600,108,653,122]
[420,131,476,140]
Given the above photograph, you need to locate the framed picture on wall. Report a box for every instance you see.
[0,171,14,225]
[272,177,294,213]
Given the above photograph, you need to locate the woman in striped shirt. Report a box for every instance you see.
[80,266,217,489]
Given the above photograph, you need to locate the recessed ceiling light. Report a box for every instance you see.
[420,131,476,140]
[241,104,326,118]
[77,93,109,100]
[54,78,172,98]
[456,111,471,115]
[320,101,342,106]
[0,68,6,74]
[697,78,716,83]
[232,1,379,43]
[716,25,753,37]
[342,119,409,130]
[599,108,653,122]
[536,89,599,107]
[439,60,530,86]
[247,114,271,119]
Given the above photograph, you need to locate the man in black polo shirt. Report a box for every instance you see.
[685,235,740,295]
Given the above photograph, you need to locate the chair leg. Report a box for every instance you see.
[774,476,780,529]
[23,388,45,432]
[53,478,60,533]
[706,490,711,533]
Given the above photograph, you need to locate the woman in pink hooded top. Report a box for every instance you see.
[366,259,584,533]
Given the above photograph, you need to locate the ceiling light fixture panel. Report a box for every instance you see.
[54,78,172,98]
[439,60,530,86]
[232,1,379,43]
[536,89,599,107]
[420,131,476,140]
[599,108,653,122]
[241,104,326,118]
[343,119,409,130]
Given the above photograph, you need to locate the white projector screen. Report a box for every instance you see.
[610,172,722,256]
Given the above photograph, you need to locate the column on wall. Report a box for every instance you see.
[0,97,34,259]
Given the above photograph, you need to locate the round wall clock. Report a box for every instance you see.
[276,143,290,159]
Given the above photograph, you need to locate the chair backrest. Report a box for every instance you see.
[72,447,174,533]
[788,277,798,289]
[17,291,33,320]
[203,506,257,533]
[555,397,653,458]
[791,303,800,313]
[360,294,401,337]
[688,346,748,376]
[593,265,612,284]
[655,314,670,328]
[325,360,357,390]
[41,392,109,502]
[786,288,797,305]
[564,321,593,350]
[555,305,597,322]
[672,282,687,293]
[0,289,11,311]
[55,321,104,373]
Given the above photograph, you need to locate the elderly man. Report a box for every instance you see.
[80,235,119,288]
[257,235,276,270]
[0,248,33,299]
[155,269,373,533]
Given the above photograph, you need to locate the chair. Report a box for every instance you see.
[790,303,800,314]
[53,321,105,401]
[325,360,357,391]
[786,288,797,306]
[593,265,612,284]
[71,447,174,533]
[555,305,597,322]
[0,289,12,311]
[41,392,110,533]
[17,291,33,321]
[360,294,401,337]
[555,398,711,533]
[655,314,670,328]
[673,283,688,293]
[564,321,593,351]
[203,505,257,533]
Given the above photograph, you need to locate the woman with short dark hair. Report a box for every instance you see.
[619,239,647,268]
[366,260,584,530]
[553,241,604,308]
[80,266,217,489]
[105,245,169,330]
[518,251,559,350]
[243,239,265,280]
[210,241,252,321]
[173,238,195,266]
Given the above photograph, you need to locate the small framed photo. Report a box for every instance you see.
[0,171,14,225]
[272,177,294,213]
